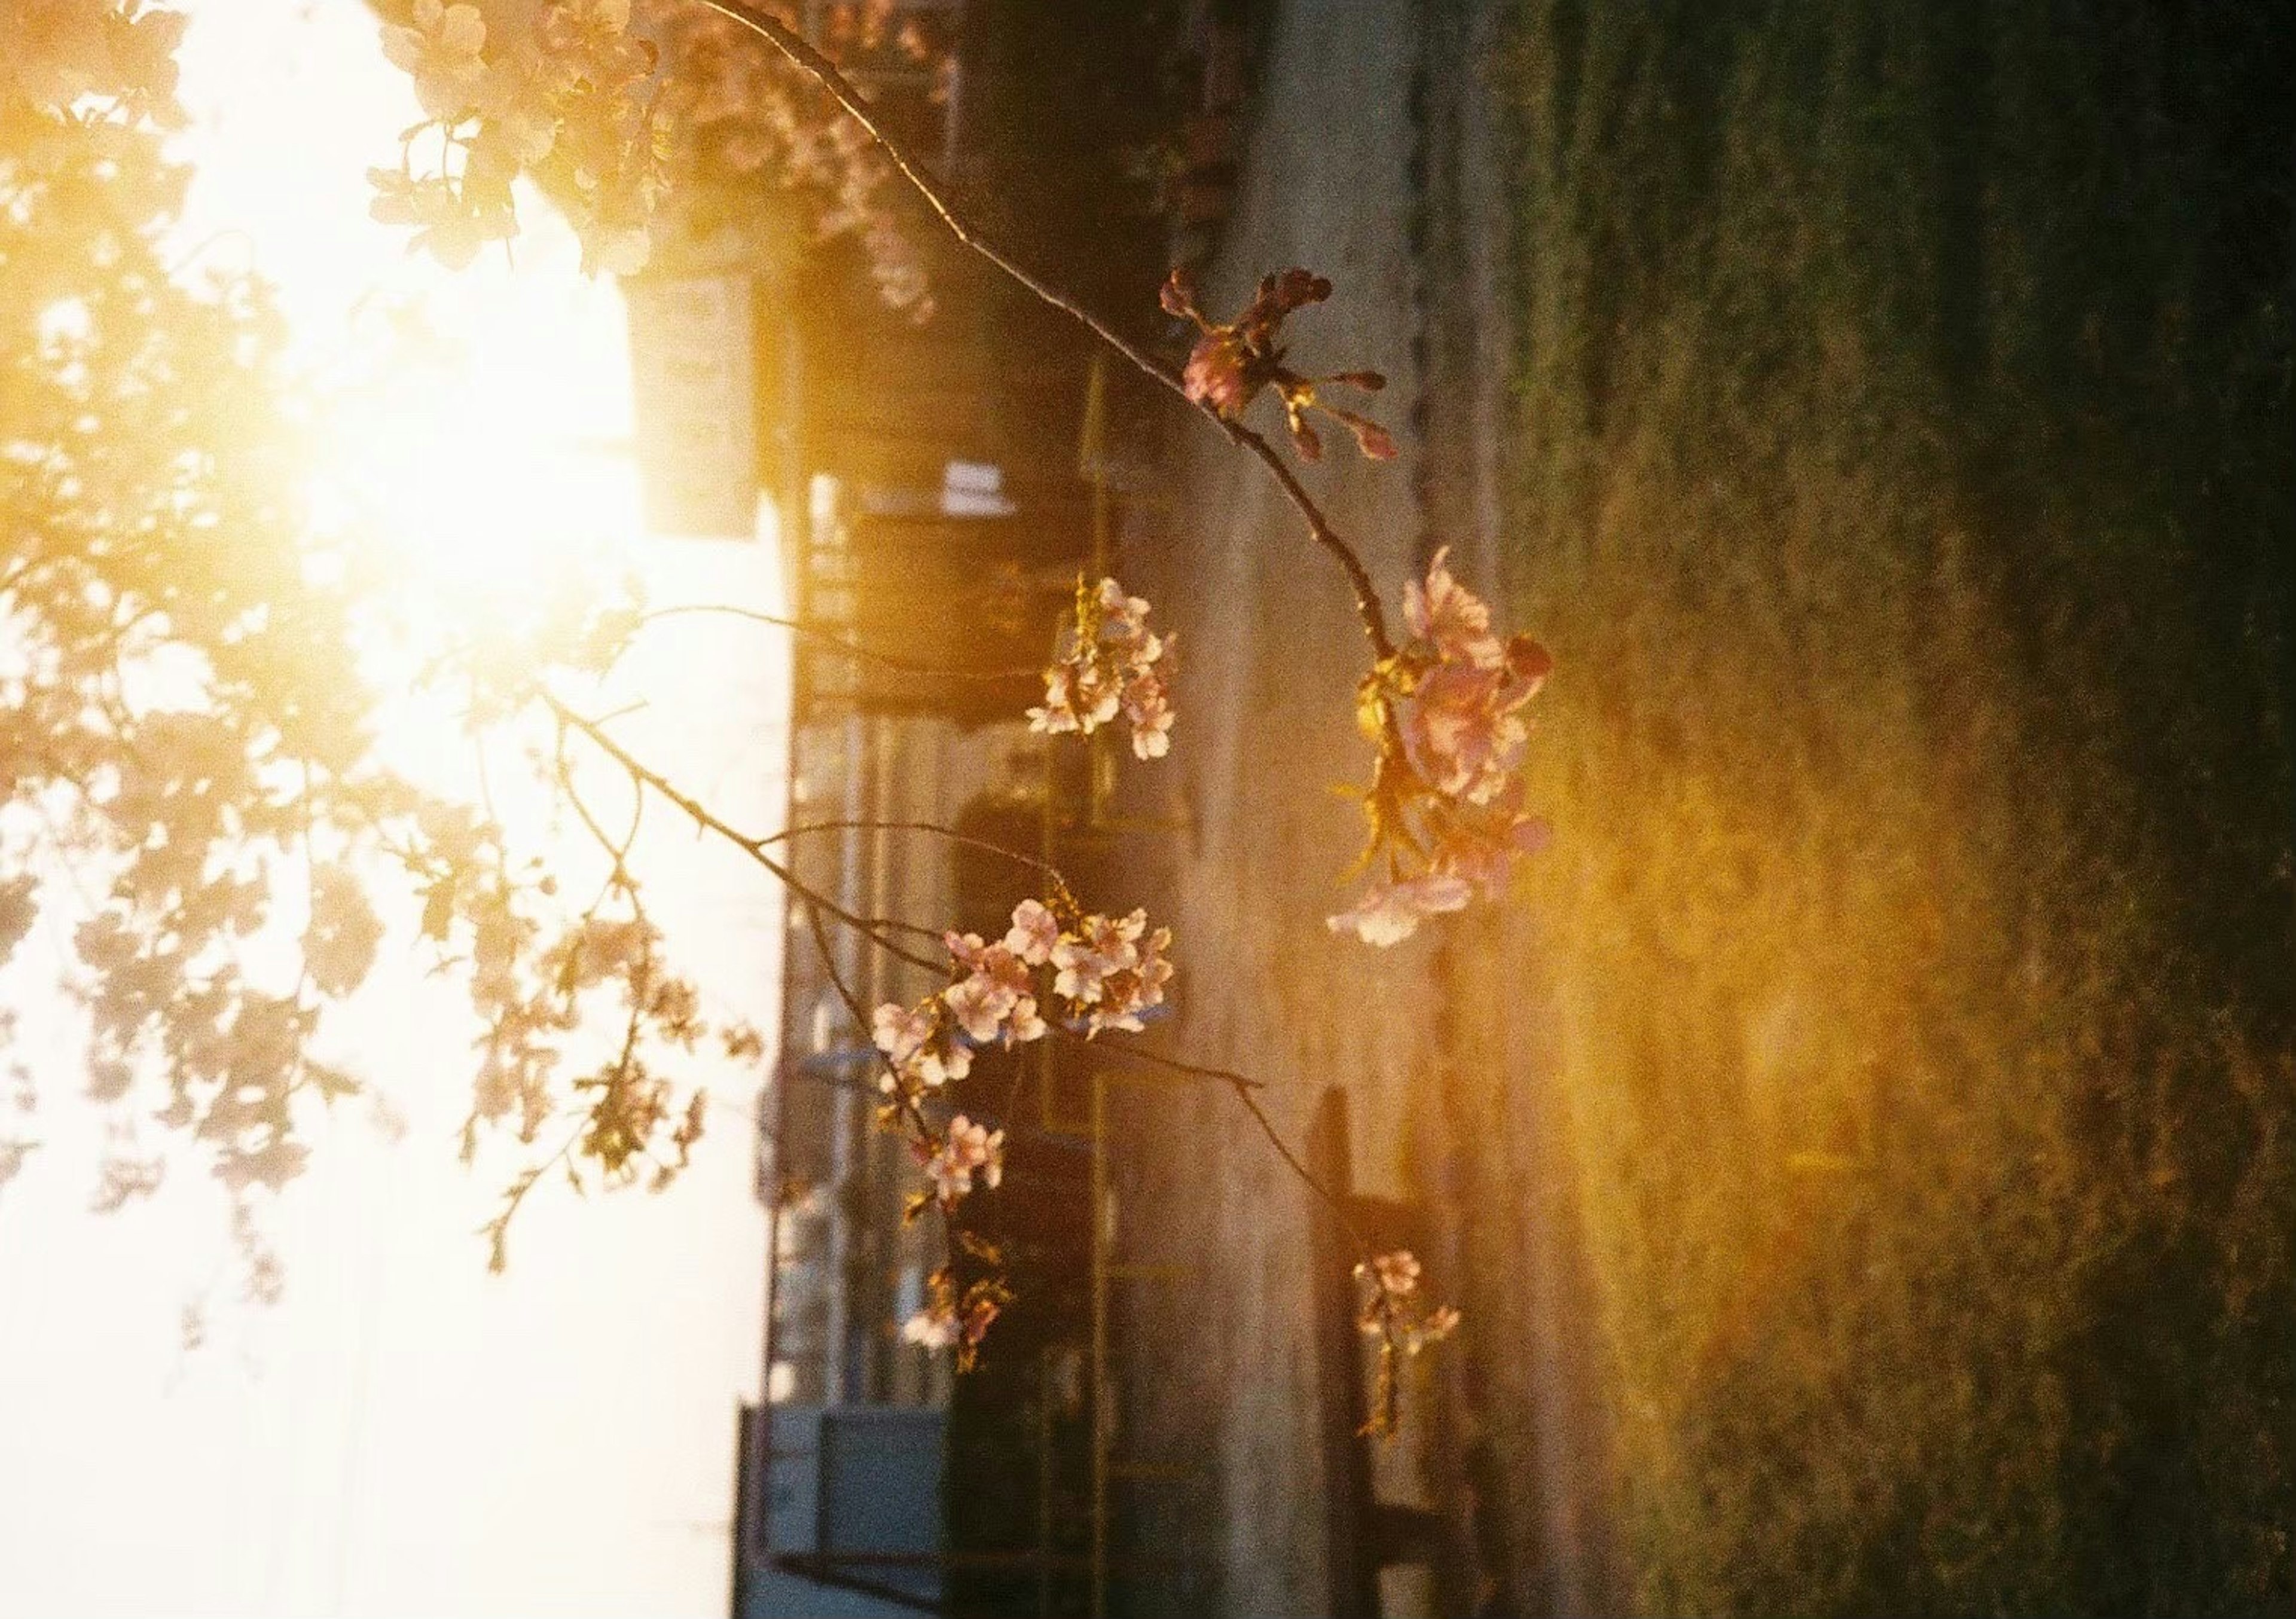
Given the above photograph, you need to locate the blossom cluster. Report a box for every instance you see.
[869,896,1171,1361]
[2,0,188,125]
[901,1264,1010,1371]
[1161,267,1397,462]
[1028,578,1175,761]
[1355,1248,1463,1358]
[872,896,1175,1110]
[1329,548,1554,946]
[914,1112,1003,1206]
[649,2,944,314]
[371,0,660,274]
[371,2,947,304]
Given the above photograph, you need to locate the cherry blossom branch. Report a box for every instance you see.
[1068,1034,1265,1093]
[1225,1075,1424,1431]
[480,1117,588,1273]
[759,817,1079,910]
[538,688,942,974]
[630,604,1046,682]
[691,0,1397,662]
[799,898,1007,1365]
[544,688,1263,1103]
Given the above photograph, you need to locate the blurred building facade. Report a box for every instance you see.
[618,4,1233,1614]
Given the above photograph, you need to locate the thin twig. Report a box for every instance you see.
[639,8,1425,1413]
[633,603,1044,682]
[694,0,1396,662]
[1060,1028,1263,1092]
[761,817,1078,911]
[541,689,942,975]
[482,1119,587,1274]
[801,899,972,1310]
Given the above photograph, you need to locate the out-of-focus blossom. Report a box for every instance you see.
[903,1270,1007,1366]
[475,44,568,164]
[917,1113,1003,1205]
[1370,1249,1422,1297]
[4,0,189,123]
[648,2,944,314]
[1412,1305,1463,1352]
[372,0,658,275]
[1031,578,1175,762]
[1354,1251,1463,1375]
[1161,267,1396,462]
[871,999,970,1090]
[902,1304,958,1349]
[1430,790,1553,901]
[1326,872,1473,948]
[381,0,488,121]
[366,167,513,270]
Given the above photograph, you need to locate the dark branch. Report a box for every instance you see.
[692,0,1397,662]
[539,689,942,974]
[633,604,1044,682]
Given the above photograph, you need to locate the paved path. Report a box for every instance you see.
[1104,3,1618,1613]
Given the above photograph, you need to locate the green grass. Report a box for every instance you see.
[1498,1,2294,1611]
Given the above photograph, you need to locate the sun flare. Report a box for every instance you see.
[170,1,645,645]
[313,285,637,610]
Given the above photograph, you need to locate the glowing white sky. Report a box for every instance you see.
[0,5,781,1613]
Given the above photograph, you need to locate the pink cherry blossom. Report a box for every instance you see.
[1086,921,1176,1036]
[939,972,1009,1044]
[1026,667,1082,735]
[1003,899,1059,966]
[1402,546,1496,661]
[914,1035,969,1089]
[1433,796,1555,900]
[1399,658,1530,804]
[1031,578,1174,762]
[1338,549,1554,948]
[1326,873,1474,948]
[1008,998,1046,1043]
[1162,267,1396,462]
[1122,672,1174,760]
[1391,552,1550,807]
[1049,908,1142,1006]
[871,1001,932,1069]
[917,1113,1004,1204]
[871,999,970,1091]
[1037,906,1174,1035]
[939,930,1045,1048]
[1093,578,1152,639]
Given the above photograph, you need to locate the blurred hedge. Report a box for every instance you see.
[1500,1,2294,1610]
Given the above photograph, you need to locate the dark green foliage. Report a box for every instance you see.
[1501,0,2293,1609]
